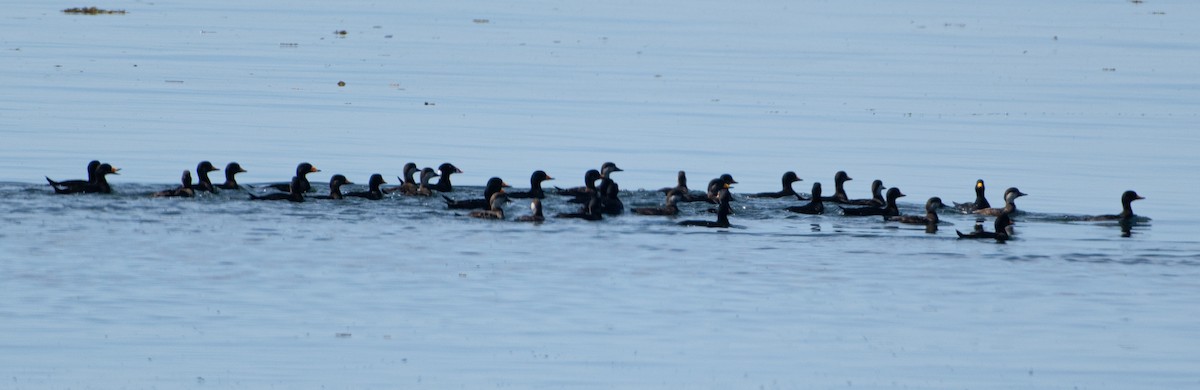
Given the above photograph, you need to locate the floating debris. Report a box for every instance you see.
[280,43,299,48]
[1102,68,1117,72]
[335,332,351,338]
[334,30,348,36]
[62,7,126,15]
[473,19,490,24]
[337,81,346,87]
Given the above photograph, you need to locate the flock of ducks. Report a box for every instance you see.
[45,160,1148,241]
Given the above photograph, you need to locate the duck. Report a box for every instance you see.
[1085,190,1145,222]
[507,170,554,199]
[973,187,1026,216]
[345,174,387,200]
[514,199,545,222]
[249,176,305,202]
[820,171,854,204]
[153,170,195,198]
[388,162,422,193]
[748,171,804,199]
[632,191,682,216]
[217,162,247,190]
[412,167,440,196]
[679,184,733,228]
[191,161,220,193]
[845,179,886,206]
[444,177,510,209]
[956,213,1014,242]
[887,197,945,224]
[657,170,689,194]
[266,163,320,193]
[840,187,905,217]
[596,166,624,215]
[558,163,619,197]
[45,160,100,193]
[952,179,990,213]
[48,163,119,194]
[468,191,511,220]
[560,169,603,203]
[689,173,737,204]
[313,174,354,200]
[785,182,824,215]
[428,163,462,192]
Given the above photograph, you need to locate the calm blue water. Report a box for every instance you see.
[3,0,1200,388]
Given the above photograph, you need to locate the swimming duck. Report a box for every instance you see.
[845,179,886,206]
[887,197,945,224]
[973,187,1026,216]
[192,161,220,193]
[266,163,320,193]
[956,213,1014,241]
[313,174,354,200]
[691,174,737,204]
[514,199,545,222]
[428,163,462,192]
[820,171,853,204]
[952,179,990,213]
[840,187,905,217]
[153,170,195,198]
[679,184,733,228]
[345,174,387,200]
[1085,190,1145,222]
[468,191,511,220]
[507,170,554,199]
[45,160,100,193]
[444,177,510,209]
[556,196,604,221]
[785,182,824,215]
[748,171,804,199]
[217,162,247,190]
[412,167,440,196]
[48,163,119,194]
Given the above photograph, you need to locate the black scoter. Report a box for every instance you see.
[785,182,824,215]
[840,187,905,217]
[952,179,990,213]
[45,160,100,193]
[444,177,510,209]
[507,170,554,199]
[313,174,354,200]
[153,170,195,198]
[974,187,1026,216]
[217,162,247,190]
[748,171,803,199]
[345,174,387,200]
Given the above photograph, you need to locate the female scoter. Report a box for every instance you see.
[748,171,803,199]
[45,160,100,193]
[428,163,462,192]
[845,179,886,206]
[887,197,945,224]
[444,177,510,209]
[507,170,554,199]
[153,170,195,198]
[412,167,440,196]
[1085,190,1145,222]
[820,171,854,204]
[952,179,990,213]
[658,170,688,194]
[217,162,247,190]
[785,182,824,215]
[514,199,545,222]
[345,174,387,200]
[189,161,219,193]
[468,192,511,220]
[840,187,905,217]
[387,162,420,194]
[266,163,320,193]
[632,191,682,216]
[679,184,733,228]
[313,174,354,200]
[974,187,1026,216]
[249,176,305,202]
[956,213,1014,242]
[49,163,120,194]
